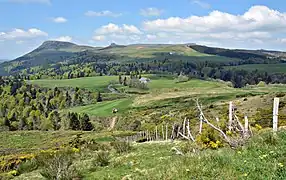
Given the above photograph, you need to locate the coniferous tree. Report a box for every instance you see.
[96,92,102,102]
[119,75,122,84]
[123,77,127,86]
[81,114,93,131]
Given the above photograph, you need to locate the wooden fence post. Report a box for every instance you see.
[165,124,168,141]
[199,113,203,134]
[273,98,279,132]
[155,126,158,141]
[183,118,186,136]
[229,101,233,131]
[244,116,249,137]
[162,125,164,140]
[146,130,149,141]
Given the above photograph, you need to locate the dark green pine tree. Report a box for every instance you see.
[81,114,93,131]
[69,112,80,130]
[123,77,127,86]
[119,75,123,84]
[96,92,102,102]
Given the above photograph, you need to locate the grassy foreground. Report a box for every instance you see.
[4,130,286,179]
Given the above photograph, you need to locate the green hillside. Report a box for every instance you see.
[29,76,118,91]
[0,42,242,76]
[225,63,286,73]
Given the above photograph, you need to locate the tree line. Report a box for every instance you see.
[0,77,94,131]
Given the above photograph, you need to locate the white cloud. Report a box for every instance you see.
[146,34,157,39]
[191,0,211,9]
[95,23,142,35]
[140,5,286,49]
[4,0,51,4]
[0,28,48,41]
[16,40,24,44]
[52,17,67,23]
[92,24,143,45]
[85,10,122,17]
[140,8,163,17]
[53,36,72,42]
[93,35,105,41]
[88,5,286,50]
[143,6,286,34]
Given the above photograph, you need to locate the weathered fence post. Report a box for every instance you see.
[244,116,249,137]
[199,113,203,134]
[183,118,186,136]
[229,101,233,131]
[273,98,279,132]
[146,130,149,141]
[165,123,168,141]
[155,126,158,141]
[162,125,164,140]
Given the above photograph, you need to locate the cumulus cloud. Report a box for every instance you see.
[143,6,286,34]
[93,35,105,41]
[140,8,164,17]
[146,34,157,39]
[53,36,72,42]
[92,24,143,44]
[85,10,122,17]
[0,28,48,41]
[95,23,142,35]
[3,0,51,4]
[139,5,286,49]
[52,17,67,23]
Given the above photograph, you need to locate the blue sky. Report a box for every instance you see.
[1,0,286,59]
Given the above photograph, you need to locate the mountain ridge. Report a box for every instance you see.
[1,40,286,76]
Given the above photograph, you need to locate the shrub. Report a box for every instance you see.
[257,81,266,87]
[93,151,110,167]
[195,127,224,149]
[175,75,189,83]
[111,141,132,154]
[39,149,81,180]
[86,142,112,152]
[179,141,201,154]
[17,159,38,174]
[276,92,286,98]
[263,133,279,145]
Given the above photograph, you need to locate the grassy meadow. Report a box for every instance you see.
[29,75,286,118]
[3,130,286,179]
[29,76,119,91]
[3,75,286,179]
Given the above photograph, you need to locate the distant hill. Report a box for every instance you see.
[0,41,286,76]
[189,44,286,61]
[0,59,8,63]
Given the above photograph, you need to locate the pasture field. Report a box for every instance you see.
[225,63,286,73]
[70,98,133,117]
[29,75,286,117]
[29,76,118,91]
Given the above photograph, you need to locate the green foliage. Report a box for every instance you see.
[17,159,38,174]
[176,74,189,83]
[0,78,93,131]
[93,151,110,167]
[39,149,81,180]
[196,127,224,149]
[96,92,102,102]
[110,141,132,154]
